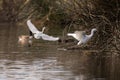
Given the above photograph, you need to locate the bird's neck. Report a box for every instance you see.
[87,29,95,38]
[42,27,45,33]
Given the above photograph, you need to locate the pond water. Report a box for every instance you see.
[0,23,119,80]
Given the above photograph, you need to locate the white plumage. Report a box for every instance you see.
[27,20,59,41]
[67,28,97,45]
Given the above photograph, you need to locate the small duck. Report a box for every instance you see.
[18,31,33,47]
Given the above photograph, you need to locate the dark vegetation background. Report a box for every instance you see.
[0,0,120,53]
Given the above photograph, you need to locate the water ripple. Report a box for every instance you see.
[0,57,80,80]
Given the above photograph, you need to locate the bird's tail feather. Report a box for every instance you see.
[67,33,74,36]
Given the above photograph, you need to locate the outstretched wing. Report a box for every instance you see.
[27,20,40,34]
[41,33,59,41]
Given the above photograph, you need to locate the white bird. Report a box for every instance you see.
[67,28,97,45]
[27,20,59,41]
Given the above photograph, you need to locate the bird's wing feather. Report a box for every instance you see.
[82,31,86,35]
[41,34,59,41]
[27,20,40,34]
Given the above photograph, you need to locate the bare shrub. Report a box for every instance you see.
[56,0,120,52]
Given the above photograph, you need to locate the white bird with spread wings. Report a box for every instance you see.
[67,28,97,45]
[27,20,59,41]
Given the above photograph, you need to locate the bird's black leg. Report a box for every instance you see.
[28,30,33,47]
[29,31,33,36]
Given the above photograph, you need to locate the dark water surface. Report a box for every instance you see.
[0,23,120,80]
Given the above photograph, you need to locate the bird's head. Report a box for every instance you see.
[92,28,97,32]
